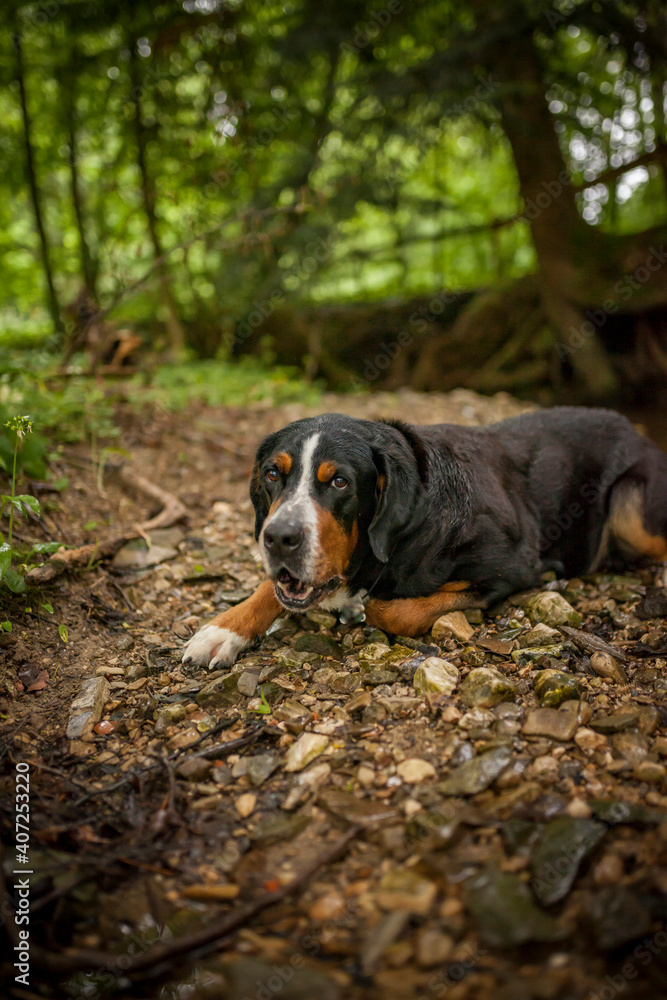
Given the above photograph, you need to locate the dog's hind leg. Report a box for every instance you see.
[607,462,667,585]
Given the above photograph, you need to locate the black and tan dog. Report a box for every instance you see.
[182,407,667,669]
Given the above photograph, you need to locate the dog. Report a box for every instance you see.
[182,407,667,669]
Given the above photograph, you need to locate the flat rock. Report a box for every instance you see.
[284,733,329,772]
[413,657,459,696]
[375,868,437,915]
[196,671,245,708]
[177,757,213,781]
[439,745,513,795]
[111,538,177,570]
[396,758,437,783]
[465,868,566,946]
[612,729,649,764]
[530,815,607,904]
[590,709,639,734]
[523,708,578,741]
[293,633,345,660]
[246,752,280,787]
[431,611,474,643]
[459,667,517,708]
[518,623,561,648]
[66,676,110,739]
[524,591,582,627]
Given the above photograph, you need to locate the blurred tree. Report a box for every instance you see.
[1,0,665,400]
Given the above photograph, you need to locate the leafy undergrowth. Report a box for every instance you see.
[1,389,666,1000]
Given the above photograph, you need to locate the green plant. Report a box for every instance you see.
[0,416,60,594]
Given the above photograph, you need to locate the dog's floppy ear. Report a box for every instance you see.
[249,433,277,540]
[368,422,426,563]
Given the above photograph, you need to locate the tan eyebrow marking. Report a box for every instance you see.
[317,461,337,482]
[274,452,292,474]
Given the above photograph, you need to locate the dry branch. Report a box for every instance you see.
[24,460,187,585]
[30,824,362,981]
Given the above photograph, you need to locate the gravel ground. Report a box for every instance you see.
[2,388,667,1000]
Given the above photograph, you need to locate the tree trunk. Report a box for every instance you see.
[14,28,64,340]
[483,22,667,399]
[128,43,184,355]
[65,65,98,301]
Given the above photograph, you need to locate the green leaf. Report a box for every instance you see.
[49,476,69,491]
[250,689,272,715]
[12,495,41,516]
[83,520,98,531]
[41,603,54,614]
[33,542,62,554]
[0,621,11,632]
[4,569,27,593]
[0,542,10,580]
[58,623,68,643]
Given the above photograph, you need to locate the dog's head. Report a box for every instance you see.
[249,413,426,610]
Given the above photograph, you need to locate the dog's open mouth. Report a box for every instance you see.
[274,569,338,610]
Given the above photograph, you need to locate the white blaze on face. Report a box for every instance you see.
[260,432,320,579]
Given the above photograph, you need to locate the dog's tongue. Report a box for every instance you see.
[277,570,313,599]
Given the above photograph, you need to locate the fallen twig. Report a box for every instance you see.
[30,824,361,981]
[557,625,628,663]
[24,457,187,585]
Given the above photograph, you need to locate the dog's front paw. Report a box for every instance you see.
[182,624,249,669]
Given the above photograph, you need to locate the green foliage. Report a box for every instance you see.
[1,0,663,358]
[0,416,61,600]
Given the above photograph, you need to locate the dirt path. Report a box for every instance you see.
[2,389,667,1000]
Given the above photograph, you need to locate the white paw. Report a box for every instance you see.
[181,625,249,669]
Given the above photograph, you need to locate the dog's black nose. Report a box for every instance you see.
[263,519,303,556]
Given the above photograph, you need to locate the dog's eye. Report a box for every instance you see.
[265,468,280,483]
[332,475,349,490]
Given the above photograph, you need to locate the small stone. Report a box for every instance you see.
[512,644,571,664]
[431,612,474,643]
[307,609,338,628]
[196,672,245,709]
[439,745,513,796]
[590,652,628,684]
[235,792,257,818]
[613,729,649,765]
[633,761,666,783]
[155,704,186,731]
[523,708,578,741]
[567,798,592,819]
[533,669,582,708]
[415,929,454,968]
[464,608,484,624]
[357,765,375,787]
[284,733,329,772]
[272,699,313,733]
[413,657,459,695]
[293,633,345,660]
[358,642,414,670]
[363,669,399,686]
[237,670,260,697]
[459,668,517,708]
[309,891,346,922]
[518,623,561,648]
[66,677,110,739]
[590,710,638,734]
[592,853,624,885]
[246,753,279,787]
[112,538,177,569]
[177,757,213,781]
[375,868,437,915]
[636,706,661,735]
[396,758,437,784]
[574,727,608,754]
[93,720,115,735]
[524,592,582,627]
